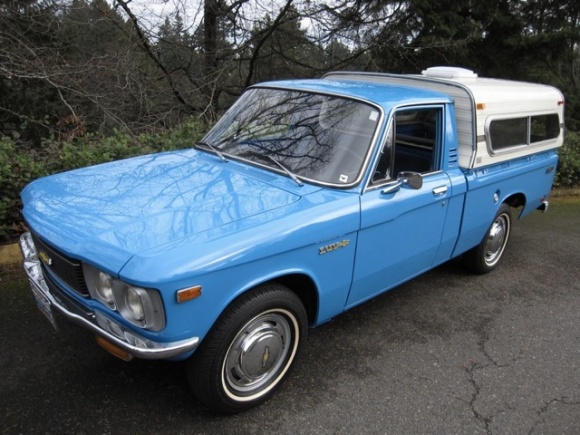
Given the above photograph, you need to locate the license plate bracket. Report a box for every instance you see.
[29,281,58,331]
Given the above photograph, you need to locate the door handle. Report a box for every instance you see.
[432,186,448,196]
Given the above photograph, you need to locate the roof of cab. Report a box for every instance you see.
[251,78,453,111]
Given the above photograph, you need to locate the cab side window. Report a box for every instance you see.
[373,107,440,185]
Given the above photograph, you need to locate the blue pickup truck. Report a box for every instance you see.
[20,67,563,413]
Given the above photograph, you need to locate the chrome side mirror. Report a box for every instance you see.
[381,171,423,194]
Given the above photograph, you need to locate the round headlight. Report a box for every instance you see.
[125,287,145,321]
[96,271,115,306]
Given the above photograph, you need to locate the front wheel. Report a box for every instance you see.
[187,283,307,414]
[464,203,512,274]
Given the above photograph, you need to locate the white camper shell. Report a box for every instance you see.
[324,67,565,169]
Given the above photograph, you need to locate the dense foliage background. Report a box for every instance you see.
[1,0,579,241]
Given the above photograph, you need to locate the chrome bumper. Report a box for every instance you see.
[19,232,199,360]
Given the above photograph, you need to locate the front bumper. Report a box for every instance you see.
[20,232,199,360]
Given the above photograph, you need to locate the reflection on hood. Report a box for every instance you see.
[22,149,303,266]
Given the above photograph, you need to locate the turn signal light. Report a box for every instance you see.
[176,286,202,304]
[96,336,133,361]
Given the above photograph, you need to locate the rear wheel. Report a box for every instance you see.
[464,203,512,274]
[187,283,307,414]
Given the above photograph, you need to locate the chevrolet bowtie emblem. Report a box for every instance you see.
[38,250,53,266]
[262,346,270,368]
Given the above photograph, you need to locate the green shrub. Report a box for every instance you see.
[0,137,50,241]
[0,118,206,242]
[55,119,206,172]
[554,130,580,188]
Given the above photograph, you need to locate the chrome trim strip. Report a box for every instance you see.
[19,232,199,360]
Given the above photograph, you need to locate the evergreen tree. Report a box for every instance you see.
[0,0,65,144]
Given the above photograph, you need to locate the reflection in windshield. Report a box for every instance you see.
[202,88,380,186]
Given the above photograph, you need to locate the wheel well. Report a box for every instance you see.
[274,274,318,325]
[504,193,526,217]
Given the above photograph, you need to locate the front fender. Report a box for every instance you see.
[121,190,361,347]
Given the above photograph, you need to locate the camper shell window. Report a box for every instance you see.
[488,113,560,153]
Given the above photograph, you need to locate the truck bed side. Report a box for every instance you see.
[452,149,558,258]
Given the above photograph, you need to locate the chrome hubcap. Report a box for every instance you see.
[223,311,295,396]
[484,214,509,266]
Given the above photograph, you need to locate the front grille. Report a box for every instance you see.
[44,270,94,316]
[31,232,89,296]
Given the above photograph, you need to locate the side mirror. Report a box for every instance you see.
[381,171,423,194]
[399,171,423,189]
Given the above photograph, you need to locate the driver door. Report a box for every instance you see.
[346,105,452,307]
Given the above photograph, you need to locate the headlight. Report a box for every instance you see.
[96,271,115,308]
[125,287,145,321]
[83,264,165,331]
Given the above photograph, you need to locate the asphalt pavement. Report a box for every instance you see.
[1,199,579,434]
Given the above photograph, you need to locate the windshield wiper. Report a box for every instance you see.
[237,150,303,187]
[265,155,304,187]
[195,141,228,162]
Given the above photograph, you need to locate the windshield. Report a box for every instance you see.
[201,87,381,186]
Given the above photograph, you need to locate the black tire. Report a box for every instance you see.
[187,283,307,414]
[464,203,512,274]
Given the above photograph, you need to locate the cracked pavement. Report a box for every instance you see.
[1,200,579,434]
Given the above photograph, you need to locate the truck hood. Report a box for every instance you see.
[22,149,312,273]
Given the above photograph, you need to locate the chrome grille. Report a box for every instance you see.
[31,232,89,296]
